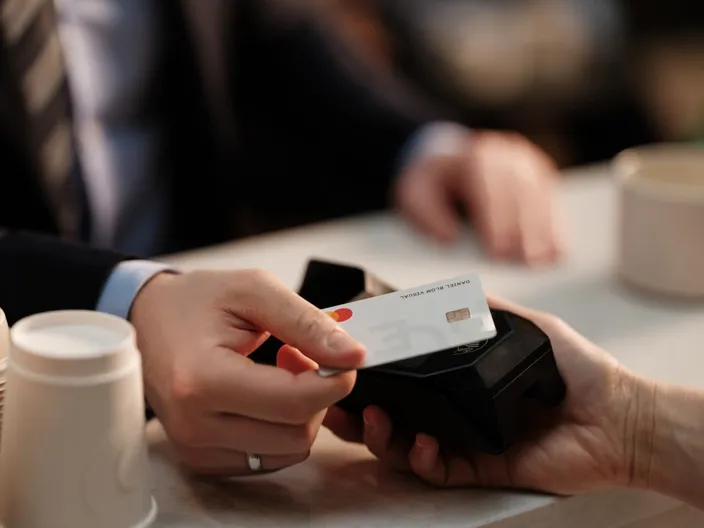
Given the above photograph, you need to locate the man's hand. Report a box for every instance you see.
[129,269,365,476]
[394,129,563,266]
[326,296,652,496]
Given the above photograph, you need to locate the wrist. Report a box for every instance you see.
[628,377,704,508]
[129,271,178,421]
[395,121,470,175]
[620,371,657,490]
[97,260,178,320]
[129,271,177,329]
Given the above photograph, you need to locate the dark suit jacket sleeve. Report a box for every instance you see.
[0,231,130,325]
[234,2,441,216]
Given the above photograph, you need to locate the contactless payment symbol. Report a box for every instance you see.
[326,308,353,322]
[453,340,488,356]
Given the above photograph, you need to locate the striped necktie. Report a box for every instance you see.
[1,0,79,239]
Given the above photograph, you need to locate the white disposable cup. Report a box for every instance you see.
[0,308,7,444]
[0,309,7,361]
[0,310,157,527]
[615,144,704,298]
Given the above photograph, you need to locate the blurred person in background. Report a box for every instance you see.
[327,0,664,167]
[619,0,704,143]
[328,0,704,165]
[0,0,562,267]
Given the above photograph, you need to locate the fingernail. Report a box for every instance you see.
[326,329,362,355]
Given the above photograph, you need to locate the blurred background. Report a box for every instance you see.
[315,0,704,167]
[6,0,704,258]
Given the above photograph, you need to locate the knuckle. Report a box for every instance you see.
[226,268,271,298]
[166,373,208,447]
[170,370,202,408]
[226,269,280,321]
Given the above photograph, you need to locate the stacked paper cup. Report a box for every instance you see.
[0,309,7,444]
[0,310,156,527]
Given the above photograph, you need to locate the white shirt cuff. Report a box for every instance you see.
[397,121,471,173]
[96,260,179,319]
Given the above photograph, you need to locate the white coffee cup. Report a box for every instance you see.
[0,310,157,528]
[615,144,704,298]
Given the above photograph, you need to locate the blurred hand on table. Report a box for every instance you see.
[129,269,365,476]
[395,127,564,266]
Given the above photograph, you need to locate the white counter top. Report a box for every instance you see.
[149,165,704,527]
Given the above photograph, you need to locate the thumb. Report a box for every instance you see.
[232,271,366,369]
[487,294,545,322]
[486,294,574,342]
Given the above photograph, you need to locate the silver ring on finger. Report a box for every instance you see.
[246,453,262,472]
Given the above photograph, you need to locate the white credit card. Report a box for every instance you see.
[318,274,496,377]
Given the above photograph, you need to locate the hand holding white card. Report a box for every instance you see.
[318,274,496,377]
